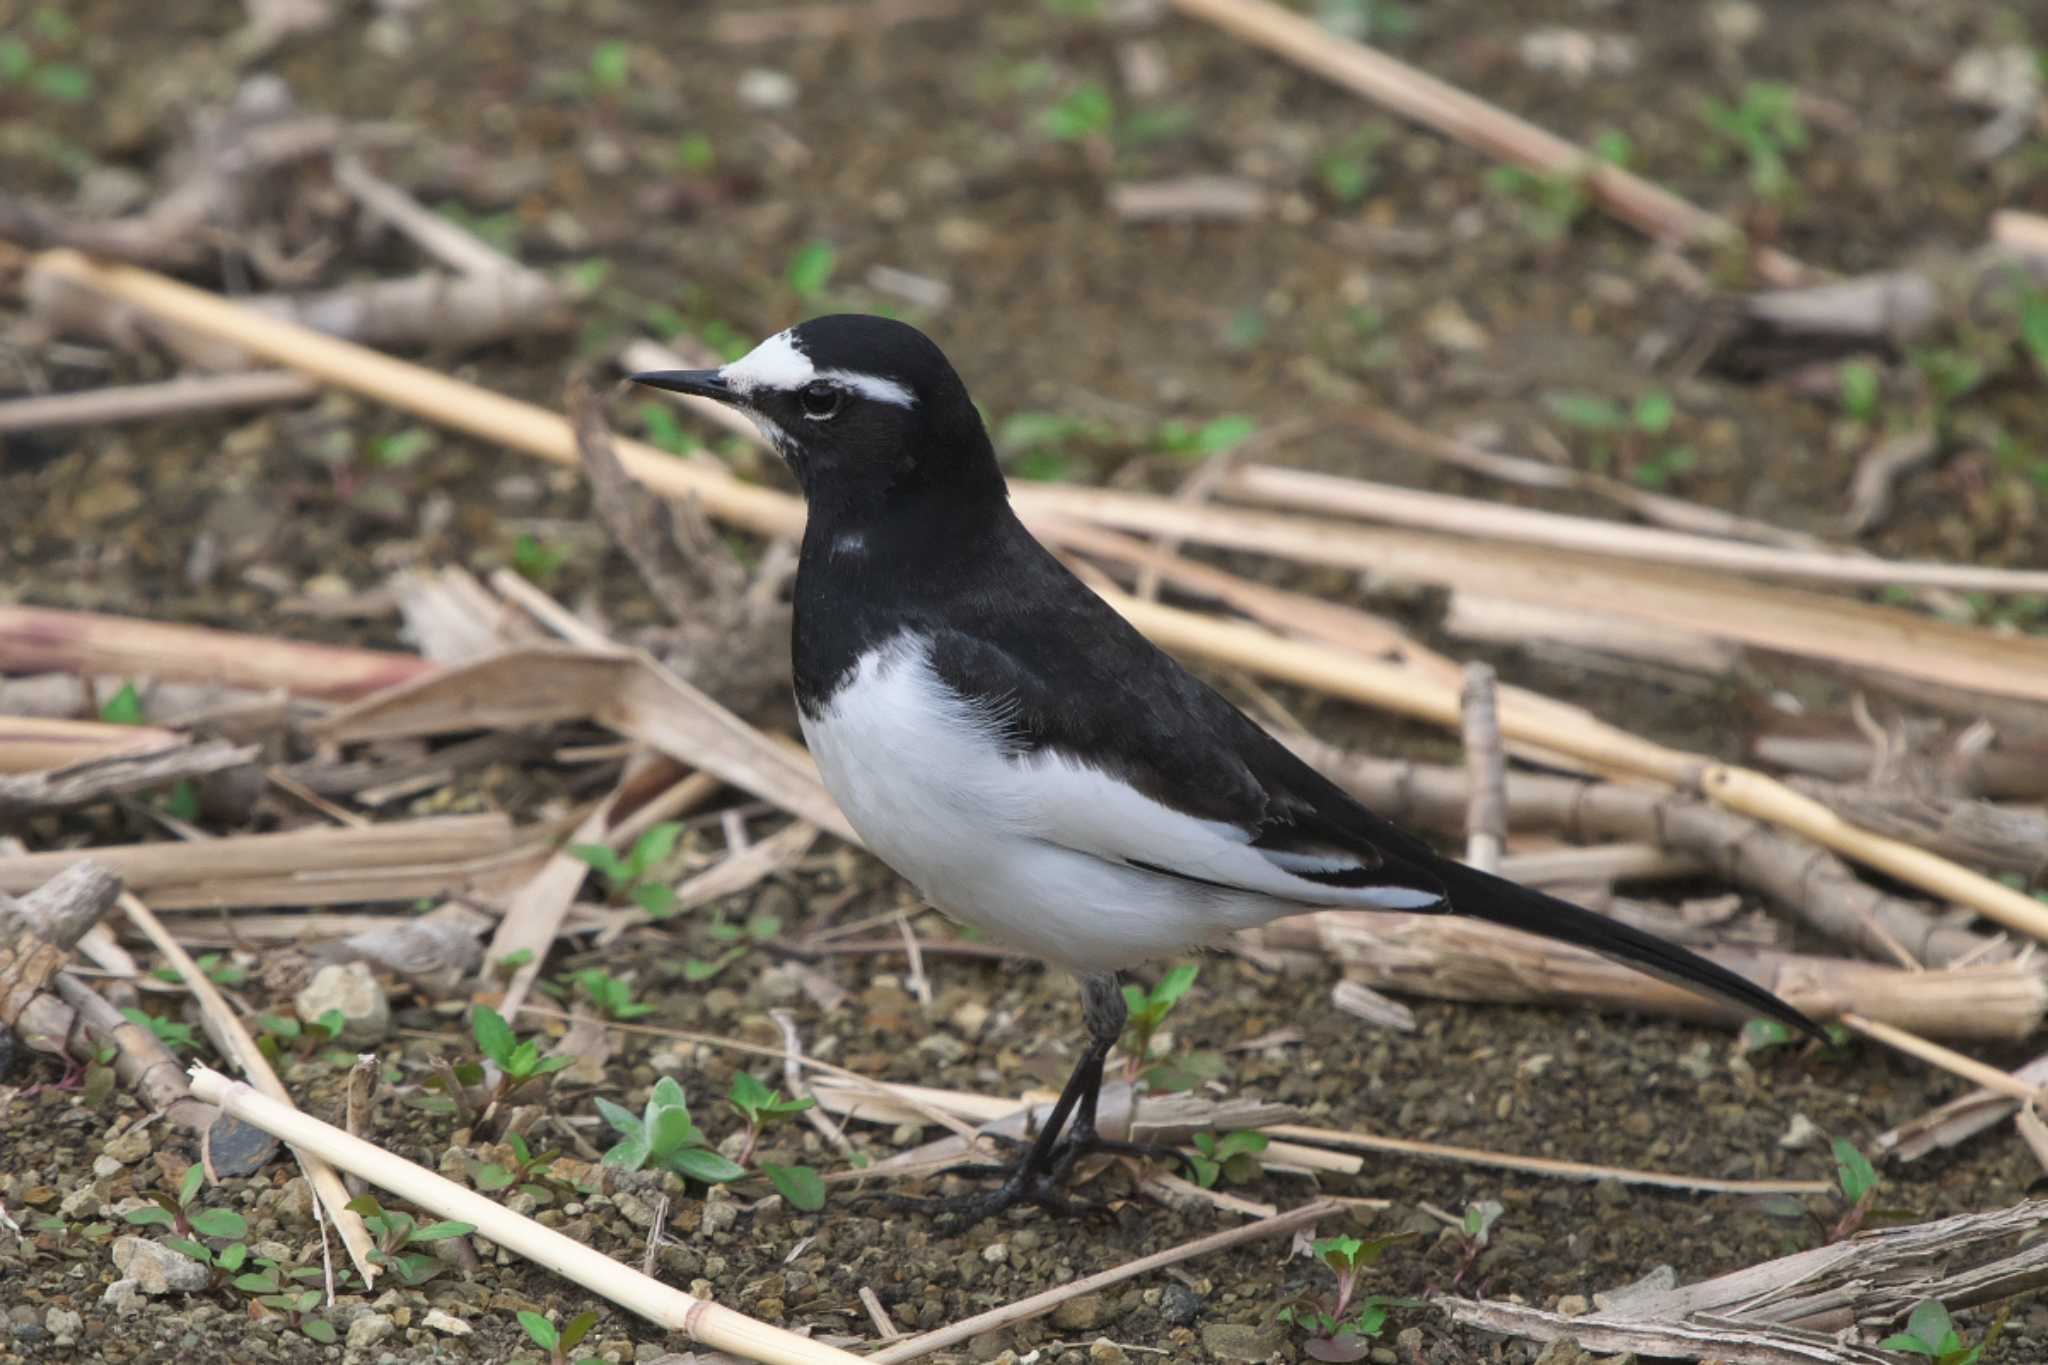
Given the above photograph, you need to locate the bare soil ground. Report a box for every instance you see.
[4,1,2048,1362]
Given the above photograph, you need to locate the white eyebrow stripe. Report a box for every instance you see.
[719,329,813,395]
[818,367,916,408]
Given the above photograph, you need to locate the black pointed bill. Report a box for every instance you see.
[630,369,734,402]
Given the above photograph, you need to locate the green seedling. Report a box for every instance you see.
[371,426,437,468]
[29,1215,112,1262]
[475,1005,574,1100]
[994,410,1115,483]
[518,1308,601,1365]
[1484,130,1630,242]
[596,1076,747,1185]
[152,952,247,988]
[254,1008,348,1067]
[118,1005,199,1055]
[99,682,145,725]
[512,533,569,585]
[1543,388,1693,485]
[1838,360,1882,423]
[787,240,837,302]
[1316,125,1389,204]
[1703,81,1808,202]
[232,1251,342,1344]
[1120,963,1224,1092]
[682,904,782,983]
[565,967,655,1021]
[571,822,683,918]
[1442,1199,1503,1288]
[1278,1232,1420,1362]
[471,1130,577,1203]
[1043,82,1113,142]
[1186,1130,1267,1189]
[589,40,631,92]
[728,1071,825,1210]
[1157,414,1258,461]
[344,1195,472,1287]
[1880,1299,2009,1365]
[1753,1135,1902,1245]
[124,1165,248,1278]
[495,948,537,974]
[637,400,698,457]
[0,17,93,104]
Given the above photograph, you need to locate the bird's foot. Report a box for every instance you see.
[865,1123,1185,1220]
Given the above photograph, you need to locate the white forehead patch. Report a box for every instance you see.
[718,328,917,409]
[720,329,814,396]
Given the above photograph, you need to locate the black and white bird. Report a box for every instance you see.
[634,316,1821,1215]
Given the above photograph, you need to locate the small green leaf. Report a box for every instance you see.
[569,843,630,884]
[233,1271,281,1293]
[1906,1300,1955,1350]
[602,1135,651,1170]
[1186,1153,1220,1188]
[647,1103,699,1157]
[762,1163,826,1211]
[409,1220,474,1242]
[632,822,683,870]
[471,1005,516,1066]
[632,882,679,918]
[100,682,145,725]
[1153,963,1199,1008]
[518,1309,560,1349]
[1832,1137,1878,1204]
[594,1096,644,1141]
[164,1237,213,1264]
[301,1318,337,1344]
[670,1147,747,1183]
[1544,392,1624,430]
[650,1075,688,1113]
[189,1208,247,1239]
[787,240,837,300]
[496,948,536,972]
[217,1242,247,1271]
[123,1206,176,1228]
[590,39,632,90]
[560,1309,601,1350]
[179,1164,206,1207]
[371,427,437,467]
[1632,391,1675,435]
[730,1071,773,1116]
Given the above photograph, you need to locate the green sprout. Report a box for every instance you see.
[118,1006,199,1055]
[1278,1232,1419,1361]
[470,1130,574,1202]
[682,904,783,983]
[596,1076,747,1185]
[254,1008,348,1067]
[518,1308,601,1364]
[1156,414,1258,461]
[1186,1130,1267,1189]
[565,967,655,1021]
[512,533,570,585]
[1120,963,1223,1092]
[1445,1199,1503,1287]
[152,952,247,989]
[1838,359,1881,422]
[344,1195,472,1287]
[1542,387,1694,485]
[1880,1299,2006,1365]
[99,682,145,725]
[728,1071,825,1211]
[124,1166,249,1282]
[571,822,683,918]
[1043,82,1113,141]
[232,1250,343,1343]
[786,240,837,301]
[1703,81,1808,202]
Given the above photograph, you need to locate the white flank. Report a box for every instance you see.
[801,634,1440,974]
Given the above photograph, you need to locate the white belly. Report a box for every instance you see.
[799,636,1279,974]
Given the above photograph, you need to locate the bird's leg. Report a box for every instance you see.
[873,975,1133,1218]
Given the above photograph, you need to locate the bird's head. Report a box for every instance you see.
[632,314,1001,509]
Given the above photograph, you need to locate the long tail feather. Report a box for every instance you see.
[1429,857,1827,1042]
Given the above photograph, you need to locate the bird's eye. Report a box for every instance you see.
[798,382,844,421]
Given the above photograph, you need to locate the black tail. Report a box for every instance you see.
[1429,857,1828,1043]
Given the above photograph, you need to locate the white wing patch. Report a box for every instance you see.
[718,329,917,408]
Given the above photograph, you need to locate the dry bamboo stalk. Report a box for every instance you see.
[0,370,317,432]
[1838,1013,2044,1102]
[1460,663,1506,873]
[32,252,2038,941]
[1221,464,2048,596]
[1874,1051,2048,1163]
[0,714,182,774]
[314,646,856,844]
[120,892,378,1286]
[1164,0,1807,285]
[0,739,257,816]
[1265,1119,1829,1197]
[0,603,435,702]
[863,1199,1340,1365]
[1296,911,2046,1040]
[183,1068,866,1365]
[1035,485,2048,705]
[0,814,523,900]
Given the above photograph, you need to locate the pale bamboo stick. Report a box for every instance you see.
[183,1068,866,1365]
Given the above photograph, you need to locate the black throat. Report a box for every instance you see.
[790,452,1016,716]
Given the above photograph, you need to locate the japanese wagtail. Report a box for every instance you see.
[634,315,1821,1216]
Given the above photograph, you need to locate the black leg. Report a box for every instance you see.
[873,973,1129,1219]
